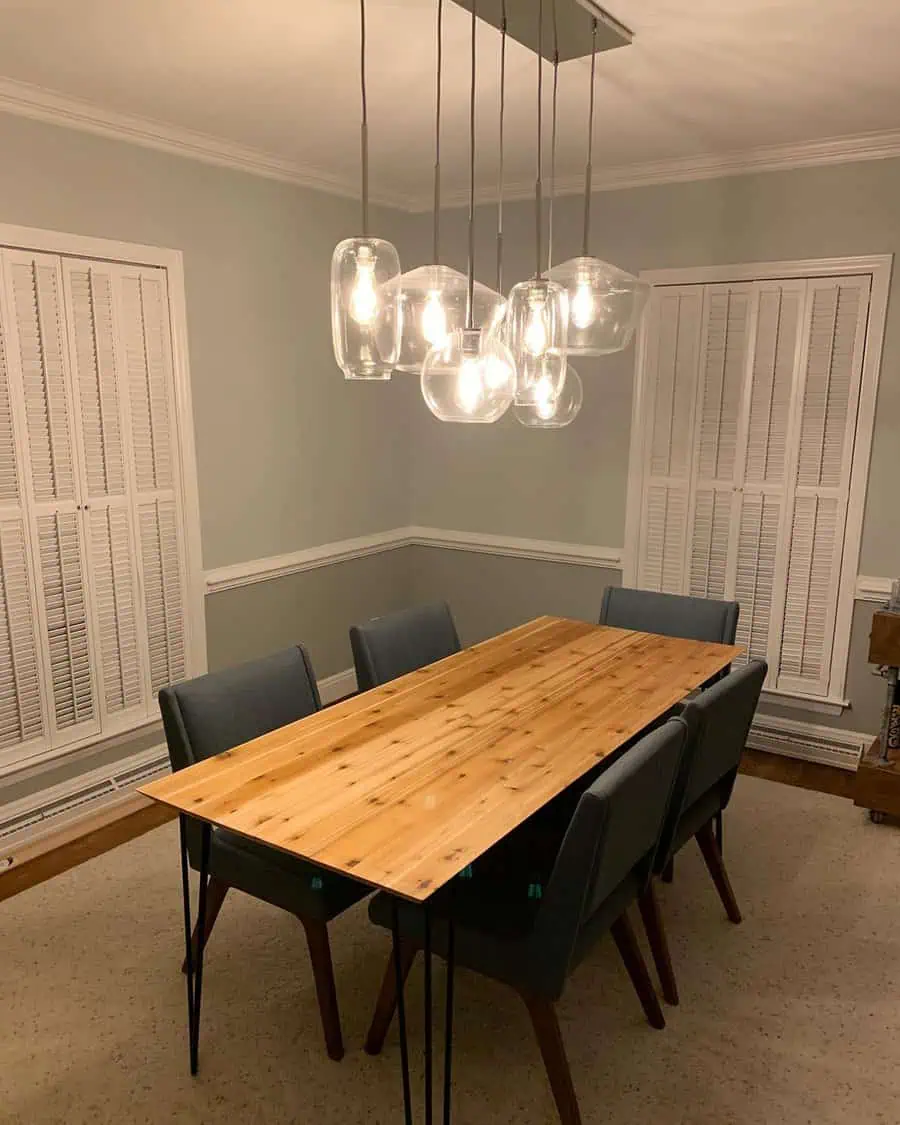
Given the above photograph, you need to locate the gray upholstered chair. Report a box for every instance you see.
[599,585,740,646]
[364,716,689,1125]
[158,646,370,1061]
[637,660,767,1008]
[350,601,461,691]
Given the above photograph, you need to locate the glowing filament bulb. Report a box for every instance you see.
[524,298,548,356]
[421,290,449,347]
[571,280,596,330]
[534,373,557,420]
[349,247,378,325]
[456,357,486,414]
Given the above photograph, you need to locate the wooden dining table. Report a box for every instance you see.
[141,615,739,1121]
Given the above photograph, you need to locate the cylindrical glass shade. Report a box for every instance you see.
[514,365,583,428]
[331,237,401,380]
[547,256,650,356]
[505,278,569,405]
[420,327,515,424]
[386,265,506,374]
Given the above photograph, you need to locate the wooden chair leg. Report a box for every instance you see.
[364,941,417,1055]
[181,876,229,973]
[301,918,345,1061]
[661,857,674,883]
[696,819,742,924]
[520,993,583,1125]
[638,881,679,1006]
[610,911,666,1030]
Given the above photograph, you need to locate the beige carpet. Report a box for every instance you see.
[2,775,899,1125]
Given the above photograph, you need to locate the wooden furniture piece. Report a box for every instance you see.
[141,616,739,1119]
[854,610,900,822]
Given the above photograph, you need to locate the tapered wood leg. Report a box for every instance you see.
[661,857,674,883]
[364,942,417,1055]
[638,882,679,1006]
[301,918,345,1061]
[181,876,229,973]
[520,993,582,1125]
[610,911,666,1030]
[696,819,742,924]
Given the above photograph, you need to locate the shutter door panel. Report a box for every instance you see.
[66,265,126,499]
[688,487,732,600]
[0,301,20,505]
[139,498,186,692]
[0,517,45,751]
[696,285,752,483]
[121,273,174,492]
[733,493,782,667]
[36,511,97,733]
[87,502,143,716]
[638,485,689,594]
[8,254,77,503]
[745,283,805,486]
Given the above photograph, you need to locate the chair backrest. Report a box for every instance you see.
[350,601,461,691]
[599,586,739,645]
[530,716,688,995]
[158,645,322,772]
[656,659,767,866]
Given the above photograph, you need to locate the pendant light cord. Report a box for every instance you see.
[360,0,369,236]
[582,18,598,256]
[433,0,443,262]
[466,0,477,328]
[547,0,559,273]
[496,0,507,294]
[534,0,544,279]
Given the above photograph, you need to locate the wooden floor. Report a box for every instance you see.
[0,748,854,905]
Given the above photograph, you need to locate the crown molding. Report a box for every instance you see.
[423,128,900,212]
[0,76,418,211]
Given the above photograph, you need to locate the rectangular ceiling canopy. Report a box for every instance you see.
[449,0,633,62]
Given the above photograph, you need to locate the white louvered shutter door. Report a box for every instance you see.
[117,266,187,694]
[3,251,99,744]
[731,280,807,674]
[777,276,871,697]
[0,263,48,756]
[636,286,704,593]
[686,284,754,603]
[63,261,146,724]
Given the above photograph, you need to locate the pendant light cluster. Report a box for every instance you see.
[330,0,649,426]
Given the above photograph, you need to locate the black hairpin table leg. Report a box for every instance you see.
[392,900,413,1125]
[179,816,211,1076]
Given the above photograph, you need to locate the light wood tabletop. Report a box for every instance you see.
[141,617,740,901]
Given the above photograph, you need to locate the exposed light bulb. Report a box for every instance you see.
[571,281,596,330]
[484,353,513,391]
[349,247,379,325]
[534,374,557,420]
[456,357,485,415]
[420,289,449,349]
[524,301,548,357]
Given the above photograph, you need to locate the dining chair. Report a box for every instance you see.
[636,659,767,1008]
[349,600,461,690]
[599,585,740,646]
[364,715,689,1125]
[158,646,371,1061]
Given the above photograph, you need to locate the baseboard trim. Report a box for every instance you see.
[747,713,871,772]
[318,667,358,705]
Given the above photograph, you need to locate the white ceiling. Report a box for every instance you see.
[1,0,900,209]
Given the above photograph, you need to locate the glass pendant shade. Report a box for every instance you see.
[505,277,569,405]
[331,237,402,380]
[547,256,650,356]
[387,265,505,374]
[514,365,583,428]
[420,327,515,424]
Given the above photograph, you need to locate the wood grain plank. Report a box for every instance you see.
[142,619,739,901]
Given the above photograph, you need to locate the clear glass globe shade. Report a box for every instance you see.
[420,327,515,424]
[547,256,650,356]
[514,365,583,428]
[505,278,569,405]
[386,265,506,374]
[331,237,401,380]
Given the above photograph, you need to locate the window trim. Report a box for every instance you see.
[623,254,893,706]
[0,222,207,778]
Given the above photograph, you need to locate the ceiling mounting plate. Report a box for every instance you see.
[449,0,633,63]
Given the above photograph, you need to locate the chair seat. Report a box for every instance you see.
[211,828,370,922]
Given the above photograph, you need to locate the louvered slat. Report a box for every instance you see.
[779,495,840,685]
[688,487,732,600]
[696,286,751,483]
[0,518,45,749]
[88,503,143,715]
[0,299,20,505]
[121,273,173,492]
[733,493,782,665]
[139,498,185,692]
